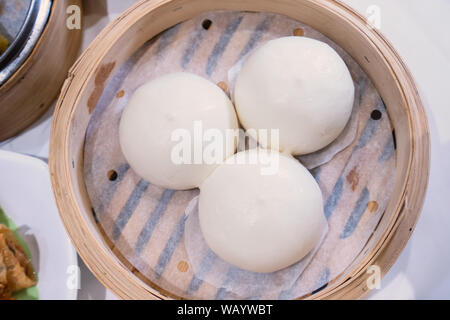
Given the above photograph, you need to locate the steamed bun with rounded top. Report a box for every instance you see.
[198,149,325,273]
[234,36,354,155]
[119,72,238,190]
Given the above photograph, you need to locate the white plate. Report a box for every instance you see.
[0,150,77,300]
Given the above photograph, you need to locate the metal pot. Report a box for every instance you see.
[0,0,52,85]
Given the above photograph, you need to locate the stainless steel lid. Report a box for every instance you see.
[0,0,52,86]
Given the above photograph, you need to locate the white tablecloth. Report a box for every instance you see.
[1,0,449,300]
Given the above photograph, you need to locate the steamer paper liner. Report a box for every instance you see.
[83,11,396,299]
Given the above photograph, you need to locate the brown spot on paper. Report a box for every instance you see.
[367,201,379,213]
[87,62,116,114]
[346,168,359,191]
[293,28,304,36]
[116,90,125,98]
[177,261,189,273]
[217,81,228,93]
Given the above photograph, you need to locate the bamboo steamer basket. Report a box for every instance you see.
[49,0,430,300]
[0,0,82,141]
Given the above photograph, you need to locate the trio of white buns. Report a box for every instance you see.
[119,36,354,273]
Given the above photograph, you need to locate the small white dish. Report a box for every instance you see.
[0,150,77,300]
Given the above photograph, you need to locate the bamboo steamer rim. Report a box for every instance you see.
[0,0,82,142]
[49,0,430,300]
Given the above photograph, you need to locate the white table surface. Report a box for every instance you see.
[1,0,449,300]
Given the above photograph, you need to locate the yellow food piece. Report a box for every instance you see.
[0,34,9,54]
[0,224,36,299]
